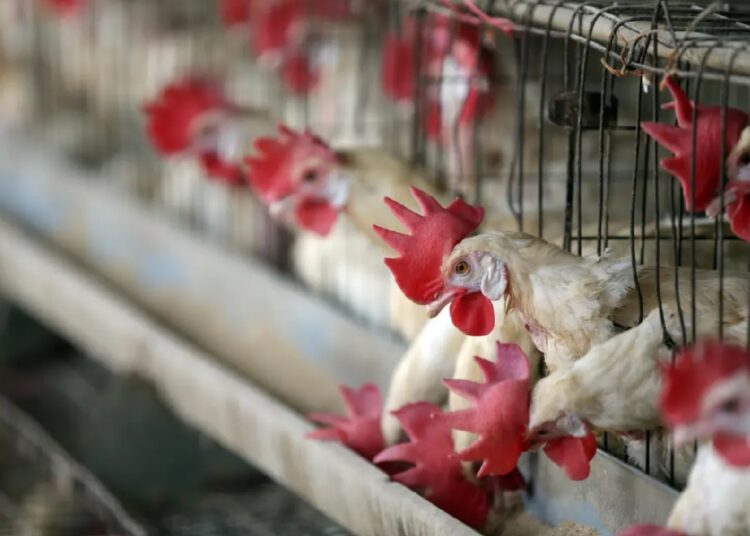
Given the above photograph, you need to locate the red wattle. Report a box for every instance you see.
[660,343,750,427]
[295,200,339,236]
[714,433,750,468]
[450,292,495,336]
[198,152,244,186]
[728,193,750,242]
[381,34,414,103]
[220,0,252,26]
[543,432,597,481]
[281,52,320,95]
[44,0,85,15]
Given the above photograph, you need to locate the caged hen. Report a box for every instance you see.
[706,125,750,243]
[374,188,542,445]
[621,343,750,536]
[376,187,749,467]
[245,125,442,339]
[144,77,277,252]
[245,126,545,339]
[376,187,749,369]
[643,75,750,252]
[527,259,749,433]
[246,138,541,444]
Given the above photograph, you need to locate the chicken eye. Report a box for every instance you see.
[302,169,318,183]
[740,152,750,166]
[454,260,471,276]
[720,397,741,414]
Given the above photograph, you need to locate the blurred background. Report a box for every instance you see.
[0,0,750,535]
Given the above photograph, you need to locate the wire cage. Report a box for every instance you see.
[2,0,750,530]
[489,0,750,489]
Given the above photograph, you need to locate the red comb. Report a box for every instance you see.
[424,19,494,144]
[374,187,484,305]
[381,31,415,104]
[249,0,300,59]
[314,0,353,20]
[374,402,489,529]
[641,76,749,212]
[380,16,432,107]
[245,125,334,202]
[307,383,385,460]
[541,431,598,481]
[617,525,685,536]
[198,152,244,186]
[439,343,530,478]
[660,342,750,427]
[281,51,321,95]
[381,14,495,145]
[220,0,252,27]
[143,78,227,156]
[249,0,351,58]
[43,0,85,15]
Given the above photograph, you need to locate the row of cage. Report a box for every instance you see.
[2,0,750,498]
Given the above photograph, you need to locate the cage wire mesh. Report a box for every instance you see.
[2,0,750,497]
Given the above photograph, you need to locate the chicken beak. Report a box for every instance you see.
[269,195,298,220]
[427,289,458,318]
[316,169,349,208]
[526,439,545,452]
[672,421,715,447]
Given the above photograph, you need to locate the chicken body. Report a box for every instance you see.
[529,309,670,436]
[423,230,747,472]
[445,231,749,370]
[289,146,439,339]
[530,263,745,408]
[667,442,750,536]
[529,262,749,435]
[289,145,544,339]
[524,262,746,482]
[383,232,572,447]
[444,231,633,371]
[381,307,466,445]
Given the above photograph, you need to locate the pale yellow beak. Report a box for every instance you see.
[269,195,298,220]
[426,288,459,318]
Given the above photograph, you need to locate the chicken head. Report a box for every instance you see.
[641,75,748,212]
[375,187,509,336]
[144,77,245,185]
[661,341,750,467]
[245,125,346,235]
[711,126,750,241]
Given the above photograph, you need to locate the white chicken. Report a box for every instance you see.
[376,188,749,471]
[660,343,750,535]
